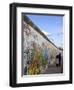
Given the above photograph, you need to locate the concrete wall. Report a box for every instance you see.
[22,17,61,75]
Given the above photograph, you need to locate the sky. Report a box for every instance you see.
[26,14,63,48]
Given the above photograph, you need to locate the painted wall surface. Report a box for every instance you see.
[22,17,62,75]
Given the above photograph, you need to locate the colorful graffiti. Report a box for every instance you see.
[22,20,57,75]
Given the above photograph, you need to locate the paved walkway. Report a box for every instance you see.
[43,64,63,74]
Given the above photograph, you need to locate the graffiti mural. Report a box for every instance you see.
[22,20,51,75]
[22,15,63,76]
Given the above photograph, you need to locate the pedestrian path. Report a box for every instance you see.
[43,64,63,74]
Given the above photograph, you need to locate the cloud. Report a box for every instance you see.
[42,31,50,36]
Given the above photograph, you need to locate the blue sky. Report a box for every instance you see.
[26,14,63,48]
